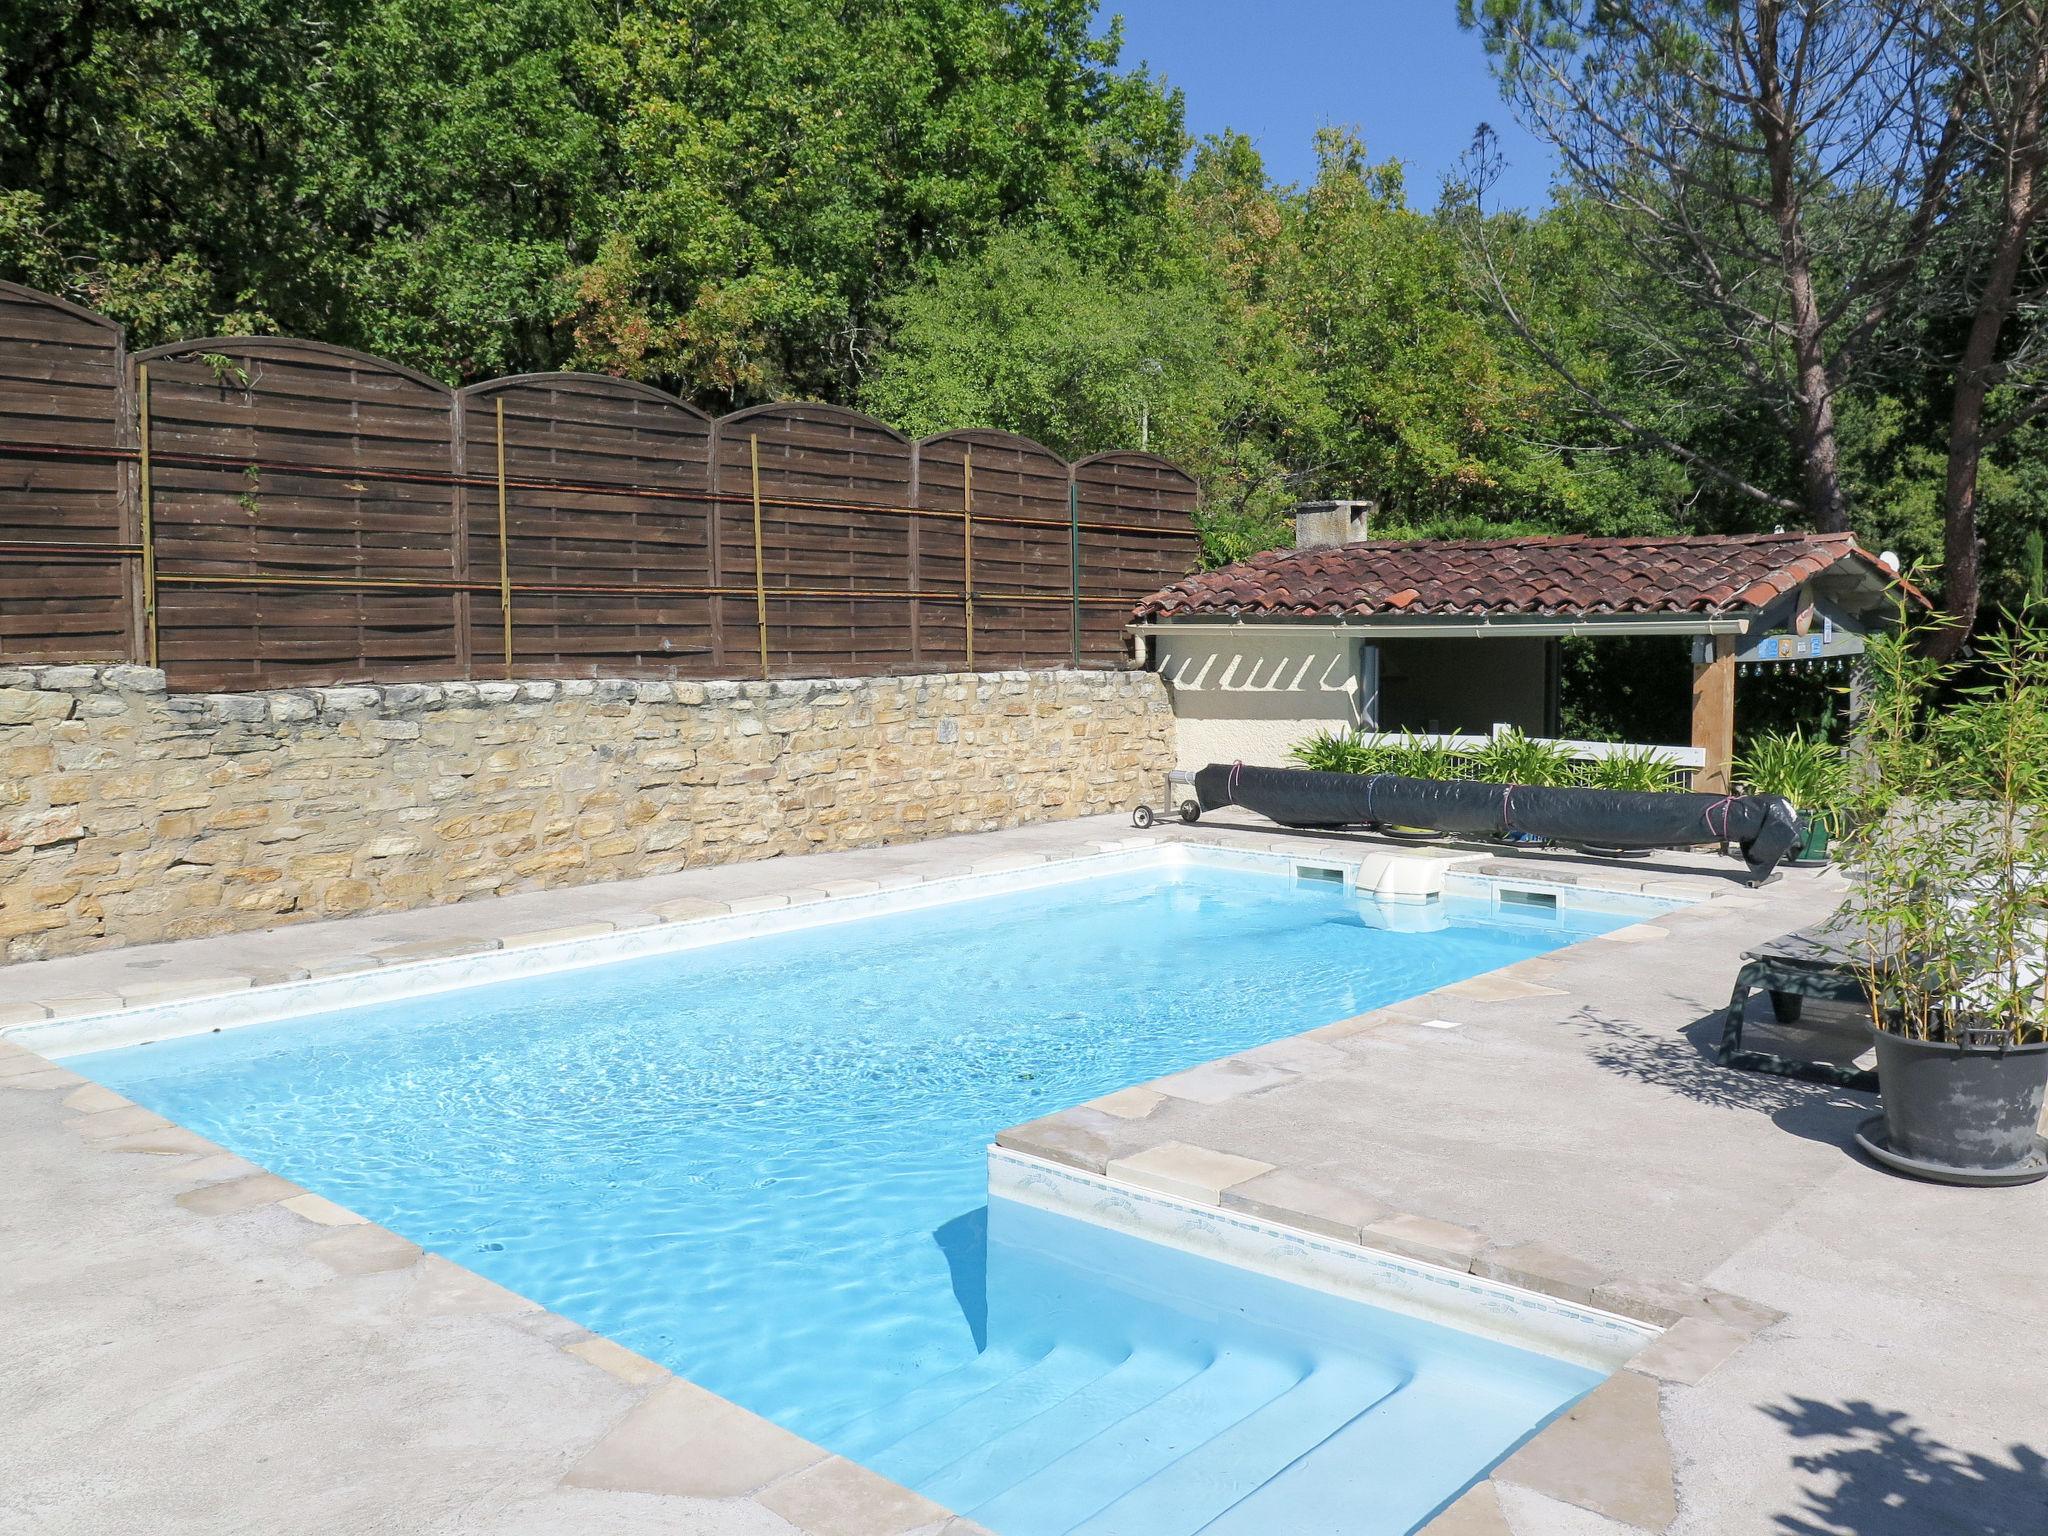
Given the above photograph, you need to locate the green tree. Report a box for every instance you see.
[0,0,1185,405]
[862,127,1698,564]
[1459,0,2048,650]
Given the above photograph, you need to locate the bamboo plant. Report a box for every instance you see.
[1833,603,2048,1047]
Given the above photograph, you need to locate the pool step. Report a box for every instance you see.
[834,1340,1519,1536]
[912,1344,1216,1509]
[1062,1356,1406,1535]
[1200,1367,1588,1536]
[866,1342,1148,1486]
[907,1347,1311,1534]
[820,1337,1072,1462]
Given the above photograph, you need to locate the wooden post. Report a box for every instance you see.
[137,363,158,669]
[962,449,975,671]
[450,392,471,679]
[1691,634,1737,792]
[906,439,923,670]
[1068,477,1082,667]
[494,399,512,676]
[749,434,769,678]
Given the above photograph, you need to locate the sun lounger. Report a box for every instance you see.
[1718,925,1879,1090]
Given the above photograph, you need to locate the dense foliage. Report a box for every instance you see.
[5,0,2043,634]
[1,0,1180,403]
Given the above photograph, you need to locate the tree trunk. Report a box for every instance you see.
[1750,1,1851,533]
[1930,28,2048,660]
[1786,265,1851,533]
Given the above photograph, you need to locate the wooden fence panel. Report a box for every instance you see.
[0,284,1204,688]
[1074,452,1201,666]
[716,404,918,677]
[135,339,460,689]
[0,283,133,662]
[916,431,1073,670]
[459,375,717,677]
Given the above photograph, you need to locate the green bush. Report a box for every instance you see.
[1369,732,1460,780]
[1289,729,1373,774]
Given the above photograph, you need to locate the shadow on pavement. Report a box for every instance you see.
[1763,1395,2048,1535]
[1571,1003,1874,1148]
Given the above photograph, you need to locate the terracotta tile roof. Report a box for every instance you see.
[1133,531,1915,621]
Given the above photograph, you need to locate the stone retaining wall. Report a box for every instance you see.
[0,665,1173,962]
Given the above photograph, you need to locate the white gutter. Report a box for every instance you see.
[1129,613,1757,640]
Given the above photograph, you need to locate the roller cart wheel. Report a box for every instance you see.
[1178,800,1201,824]
[1131,805,1156,829]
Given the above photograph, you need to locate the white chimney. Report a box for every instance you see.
[1292,498,1376,549]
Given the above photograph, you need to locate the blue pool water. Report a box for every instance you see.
[76,863,1634,1533]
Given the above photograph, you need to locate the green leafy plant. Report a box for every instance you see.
[1465,728,1578,787]
[1289,729,1370,773]
[1580,744,1681,792]
[197,352,252,390]
[1732,729,1852,822]
[1367,731,1459,781]
[1834,599,2048,1046]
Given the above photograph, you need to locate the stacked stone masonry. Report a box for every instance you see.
[0,664,1173,962]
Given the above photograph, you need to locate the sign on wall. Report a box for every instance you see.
[1695,586,1871,668]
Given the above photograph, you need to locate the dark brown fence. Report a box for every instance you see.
[0,282,1200,691]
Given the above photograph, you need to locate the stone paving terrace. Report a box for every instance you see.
[3,811,2044,1535]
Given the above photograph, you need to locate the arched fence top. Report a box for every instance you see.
[0,280,126,334]
[459,372,713,424]
[0,279,1200,686]
[1072,448,1199,484]
[718,399,913,445]
[134,335,456,399]
[917,427,1070,467]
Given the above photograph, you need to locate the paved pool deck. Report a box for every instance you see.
[4,811,2044,1535]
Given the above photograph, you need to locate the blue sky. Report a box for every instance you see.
[1100,1,1558,210]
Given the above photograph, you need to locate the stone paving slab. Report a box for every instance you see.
[1104,1140,1276,1203]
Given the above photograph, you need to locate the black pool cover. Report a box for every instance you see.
[1191,763,1800,883]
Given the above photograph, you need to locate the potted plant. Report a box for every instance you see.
[1734,728,1851,865]
[1834,608,2048,1186]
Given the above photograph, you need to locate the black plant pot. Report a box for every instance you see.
[1862,1027,2048,1185]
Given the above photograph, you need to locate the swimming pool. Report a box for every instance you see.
[69,856,1656,1534]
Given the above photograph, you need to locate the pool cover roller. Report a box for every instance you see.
[1191,763,1801,883]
